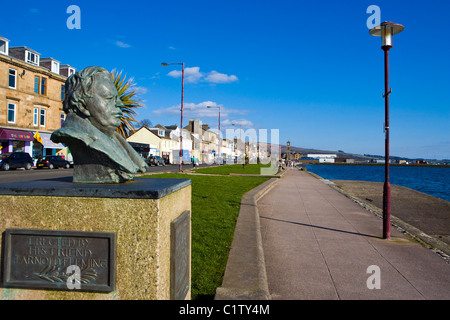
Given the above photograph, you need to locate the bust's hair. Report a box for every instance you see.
[63,66,111,116]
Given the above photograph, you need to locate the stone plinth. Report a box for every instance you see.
[0,177,191,300]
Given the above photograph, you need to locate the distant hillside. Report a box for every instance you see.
[277,144,448,162]
[277,145,371,161]
[256,143,367,160]
[256,142,447,162]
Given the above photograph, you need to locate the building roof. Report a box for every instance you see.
[191,134,201,143]
[155,124,167,130]
[9,46,41,55]
[149,127,173,140]
[164,124,179,130]
[128,126,160,138]
[40,57,61,63]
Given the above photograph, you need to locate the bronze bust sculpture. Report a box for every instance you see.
[51,66,147,183]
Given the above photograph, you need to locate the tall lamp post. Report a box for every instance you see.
[370,21,404,240]
[162,62,184,172]
[207,106,221,164]
[232,123,244,168]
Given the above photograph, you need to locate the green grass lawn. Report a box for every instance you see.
[142,173,270,300]
[193,163,275,175]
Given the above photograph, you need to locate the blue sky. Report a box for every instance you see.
[1,0,449,159]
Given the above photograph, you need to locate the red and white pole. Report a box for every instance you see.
[179,63,184,172]
[382,45,391,240]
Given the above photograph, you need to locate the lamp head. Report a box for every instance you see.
[370,21,404,49]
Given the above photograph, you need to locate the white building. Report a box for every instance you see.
[307,154,337,163]
[126,126,161,158]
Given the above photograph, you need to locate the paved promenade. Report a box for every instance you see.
[258,168,450,300]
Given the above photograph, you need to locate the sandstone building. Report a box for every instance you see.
[0,34,75,160]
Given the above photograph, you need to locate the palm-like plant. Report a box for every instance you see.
[111,69,144,138]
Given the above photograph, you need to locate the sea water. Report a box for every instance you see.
[306,164,450,202]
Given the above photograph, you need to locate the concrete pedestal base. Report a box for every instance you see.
[0,177,191,300]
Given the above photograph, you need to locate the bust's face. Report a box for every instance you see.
[84,73,124,136]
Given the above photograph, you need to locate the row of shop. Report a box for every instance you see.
[1,128,239,165]
[0,127,69,161]
[127,141,235,164]
[127,142,193,164]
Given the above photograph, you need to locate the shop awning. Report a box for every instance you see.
[0,129,34,141]
[128,142,150,152]
[38,132,65,149]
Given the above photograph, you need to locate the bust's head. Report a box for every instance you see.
[63,66,124,137]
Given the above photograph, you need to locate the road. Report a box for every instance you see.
[0,163,211,184]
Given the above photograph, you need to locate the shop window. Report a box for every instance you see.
[12,140,25,152]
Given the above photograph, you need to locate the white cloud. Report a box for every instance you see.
[224,119,254,128]
[152,102,255,137]
[205,71,238,84]
[115,41,131,48]
[168,67,204,83]
[222,119,257,141]
[167,66,238,84]
[152,101,248,119]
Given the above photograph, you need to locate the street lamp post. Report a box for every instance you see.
[232,123,242,139]
[162,62,184,172]
[232,123,244,168]
[207,106,221,164]
[370,21,404,240]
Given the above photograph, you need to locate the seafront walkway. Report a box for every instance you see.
[258,168,450,299]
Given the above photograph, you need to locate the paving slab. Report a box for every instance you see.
[258,168,450,300]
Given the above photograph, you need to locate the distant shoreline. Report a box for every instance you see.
[306,163,449,168]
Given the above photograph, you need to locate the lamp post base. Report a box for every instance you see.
[383,181,391,239]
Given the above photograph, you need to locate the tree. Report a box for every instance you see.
[111,69,144,138]
[140,119,153,129]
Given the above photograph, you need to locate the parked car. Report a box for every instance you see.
[146,155,166,166]
[36,155,71,169]
[0,152,34,171]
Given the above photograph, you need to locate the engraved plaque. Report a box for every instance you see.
[2,229,116,292]
[170,211,190,300]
